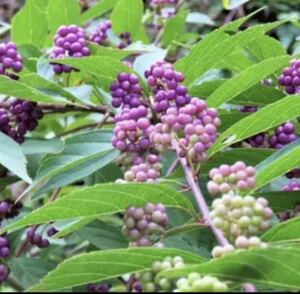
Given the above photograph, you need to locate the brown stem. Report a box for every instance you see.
[7,276,24,292]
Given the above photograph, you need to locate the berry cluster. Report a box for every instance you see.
[135,256,185,292]
[278,204,300,222]
[112,106,152,153]
[118,32,132,49]
[267,122,297,149]
[207,162,256,196]
[283,180,300,191]
[150,0,179,8]
[0,42,23,79]
[212,236,268,259]
[50,25,90,74]
[0,198,23,220]
[0,99,43,144]
[145,61,190,114]
[26,227,50,249]
[247,122,297,149]
[210,193,273,240]
[87,283,111,293]
[122,203,168,246]
[0,236,10,258]
[90,20,112,45]
[110,72,143,108]
[124,154,162,182]
[279,60,300,94]
[174,273,228,293]
[151,98,220,162]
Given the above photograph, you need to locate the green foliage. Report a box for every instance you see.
[0,1,300,293]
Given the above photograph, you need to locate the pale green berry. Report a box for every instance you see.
[215,204,227,216]
[188,272,201,283]
[161,261,172,271]
[251,216,263,226]
[248,236,261,247]
[213,281,228,292]
[176,277,188,289]
[152,261,162,273]
[231,208,242,219]
[145,282,156,292]
[235,236,249,249]
[159,278,172,290]
[244,196,255,207]
[253,203,264,216]
[212,246,224,258]
[212,217,224,228]
[239,216,251,228]
[141,272,153,282]
[231,196,244,208]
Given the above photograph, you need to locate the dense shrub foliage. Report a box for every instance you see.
[0,0,299,292]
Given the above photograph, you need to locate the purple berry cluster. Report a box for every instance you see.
[124,154,162,182]
[0,42,23,79]
[151,98,220,162]
[118,32,132,49]
[122,203,168,247]
[207,162,256,196]
[283,180,300,191]
[267,122,297,149]
[0,99,43,144]
[150,0,179,8]
[87,283,111,293]
[210,193,273,240]
[112,106,152,153]
[145,61,190,114]
[279,60,300,94]
[26,227,50,249]
[0,198,23,220]
[110,72,143,108]
[90,20,112,45]
[50,25,90,74]
[278,204,300,222]
[0,236,10,258]
[247,122,297,149]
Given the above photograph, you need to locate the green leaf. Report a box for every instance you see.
[47,0,80,34]
[31,130,119,196]
[0,75,68,104]
[89,43,134,60]
[176,21,285,86]
[0,132,31,183]
[253,139,300,192]
[51,56,130,90]
[80,0,119,23]
[163,246,300,290]
[209,95,300,156]
[21,138,64,155]
[111,0,144,40]
[220,50,255,72]
[29,247,204,292]
[76,220,128,249]
[190,80,285,106]
[52,217,95,239]
[207,56,290,107]
[246,35,287,61]
[20,73,83,104]
[9,258,55,289]
[2,183,195,234]
[162,11,188,47]
[11,0,49,48]
[262,218,300,243]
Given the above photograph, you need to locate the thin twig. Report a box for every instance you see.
[172,139,229,246]
[7,276,24,292]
